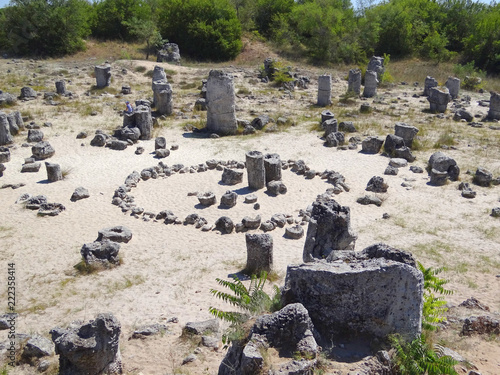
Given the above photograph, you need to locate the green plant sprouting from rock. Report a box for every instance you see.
[391,262,456,375]
[209,271,281,345]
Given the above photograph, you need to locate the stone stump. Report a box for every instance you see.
[317,75,331,106]
[428,87,451,113]
[264,153,281,183]
[367,56,385,80]
[55,80,66,95]
[156,85,173,115]
[363,70,378,98]
[206,70,237,136]
[394,122,419,148]
[0,146,10,163]
[246,150,265,190]
[321,110,335,123]
[0,112,13,146]
[361,136,384,154]
[423,76,438,96]
[51,313,122,375]
[221,168,243,185]
[282,244,423,341]
[348,69,362,95]
[445,77,460,99]
[155,137,166,150]
[487,92,500,120]
[152,80,169,107]
[303,197,357,262]
[135,105,153,140]
[322,118,338,137]
[94,64,111,88]
[45,162,62,182]
[245,233,273,274]
[221,191,237,208]
[32,141,55,160]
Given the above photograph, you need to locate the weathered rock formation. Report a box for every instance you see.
[445,76,460,99]
[246,151,265,190]
[206,70,237,135]
[283,243,423,341]
[303,197,357,262]
[50,313,122,375]
[317,74,331,106]
[363,70,378,98]
[156,43,181,63]
[94,64,111,88]
[245,233,273,274]
[428,87,451,113]
[347,69,362,95]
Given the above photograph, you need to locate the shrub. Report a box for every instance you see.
[158,0,242,61]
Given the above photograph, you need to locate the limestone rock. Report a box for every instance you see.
[51,313,122,375]
[206,70,237,135]
[97,226,132,243]
[303,197,357,262]
[81,240,120,266]
[71,187,90,202]
[361,136,384,154]
[32,141,55,160]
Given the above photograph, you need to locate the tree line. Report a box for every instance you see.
[0,0,499,72]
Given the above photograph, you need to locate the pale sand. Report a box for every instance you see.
[0,58,499,374]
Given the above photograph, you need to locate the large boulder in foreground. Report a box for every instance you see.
[219,303,318,375]
[303,197,357,262]
[50,313,122,375]
[283,243,423,341]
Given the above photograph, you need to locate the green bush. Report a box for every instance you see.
[1,0,91,56]
[158,0,242,61]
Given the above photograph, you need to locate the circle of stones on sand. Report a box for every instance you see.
[111,157,350,235]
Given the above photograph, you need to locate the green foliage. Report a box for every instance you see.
[453,62,485,90]
[379,53,394,85]
[122,16,165,59]
[255,0,295,38]
[271,60,293,85]
[158,0,242,61]
[419,262,453,332]
[91,0,152,40]
[1,0,91,56]
[391,334,458,375]
[209,272,281,345]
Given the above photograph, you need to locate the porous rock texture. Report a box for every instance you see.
[283,243,423,341]
[219,303,319,375]
[50,313,122,375]
[206,70,237,135]
[303,197,357,262]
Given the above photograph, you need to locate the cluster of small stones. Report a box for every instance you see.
[15,193,65,216]
[111,155,349,236]
[320,110,359,149]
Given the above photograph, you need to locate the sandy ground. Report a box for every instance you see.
[0,57,499,374]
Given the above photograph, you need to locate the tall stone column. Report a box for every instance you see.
[347,69,362,95]
[94,64,111,88]
[362,70,378,98]
[245,233,273,275]
[55,80,66,95]
[246,151,265,190]
[135,105,153,140]
[317,75,331,107]
[445,77,460,99]
[206,70,237,135]
[0,112,13,146]
[264,153,281,183]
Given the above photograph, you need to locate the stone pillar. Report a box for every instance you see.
[246,150,265,190]
[264,153,281,183]
[394,122,419,148]
[152,66,167,87]
[347,69,362,95]
[55,80,66,95]
[45,162,62,182]
[245,233,273,275]
[7,112,22,135]
[206,70,237,135]
[321,110,335,123]
[156,85,173,115]
[487,92,500,120]
[0,112,13,146]
[423,76,438,96]
[362,70,378,98]
[445,77,460,99]
[94,64,111,88]
[152,80,169,107]
[135,105,153,140]
[303,197,358,262]
[427,87,451,113]
[317,75,331,107]
[367,56,385,81]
